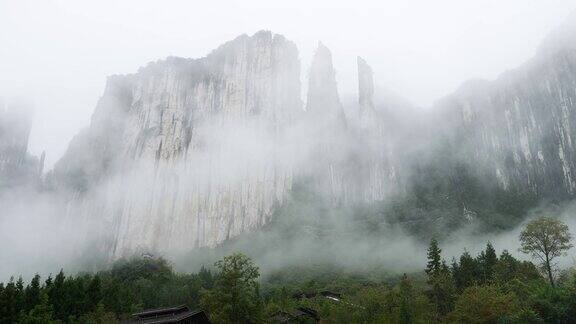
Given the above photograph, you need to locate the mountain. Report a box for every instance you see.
[47,13,576,259]
[434,14,576,200]
[53,31,303,257]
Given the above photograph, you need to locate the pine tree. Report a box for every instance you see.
[0,279,20,323]
[24,274,41,312]
[425,238,455,317]
[19,291,56,324]
[398,274,414,324]
[478,242,498,283]
[15,277,25,316]
[426,238,442,281]
[49,269,67,320]
[198,266,215,289]
[456,251,478,291]
[87,275,102,311]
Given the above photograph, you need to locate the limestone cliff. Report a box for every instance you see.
[54,31,302,257]
[51,15,576,258]
[435,28,576,198]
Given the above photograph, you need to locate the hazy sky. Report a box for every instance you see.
[1,0,575,168]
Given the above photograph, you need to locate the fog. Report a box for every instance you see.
[1,0,575,167]
[3,1,576,282]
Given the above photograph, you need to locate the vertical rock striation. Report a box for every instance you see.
[435,33,576,198]
[355,57,397,202]
[50,14,576,258]
[54,31,302,257]
[357,57,378,132]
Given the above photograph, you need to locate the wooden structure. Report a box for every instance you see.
[124,305,210,324]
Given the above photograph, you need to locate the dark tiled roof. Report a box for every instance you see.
[123,305,210,324]
[132,305,189,318]
[128,310,208,323]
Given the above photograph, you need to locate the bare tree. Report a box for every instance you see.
[519,217,572,287]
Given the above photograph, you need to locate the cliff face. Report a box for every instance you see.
[0,101,43,189]
[301,47,396,205]
[51,15,576,258]
[55,31,302,257]
[436,38,576,198]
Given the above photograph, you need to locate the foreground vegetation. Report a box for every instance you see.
[1,217,575,323]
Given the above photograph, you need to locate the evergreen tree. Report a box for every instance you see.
[455,251,478,291]
[477,243,498,284]
[493,250,541,284]
[398,274,414,324]
[198,266,215,290]
[19,291,56,324]
[87,275,102,310]
[49,270,67,321]
[44,276,53,293]
[15,277,25,312]
[0,278,21,323]
[426,238,442,281]
[24,274,41,312]
[425,239,455,317]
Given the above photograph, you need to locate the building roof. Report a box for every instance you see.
[124,305,210,324]
[132,305,190,319]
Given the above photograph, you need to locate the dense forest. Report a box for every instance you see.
[1,217,575,323]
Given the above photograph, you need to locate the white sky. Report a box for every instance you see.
[1,0,575,168]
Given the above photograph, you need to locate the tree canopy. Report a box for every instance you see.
[519,217,572,286]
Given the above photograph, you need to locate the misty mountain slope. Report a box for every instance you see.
[435,32,576,200]
[52,31,305,258]
[48,31,406,260]
[380,17,576,234]
[44,13,576,261]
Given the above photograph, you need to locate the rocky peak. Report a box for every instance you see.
[357,57,378,131]
[306,42,346,127]
[0,100,42,188]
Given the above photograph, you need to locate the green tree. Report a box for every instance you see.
[24,275,41,312]
[201,253,262,324]
[87,275,102,311]
[49,270,66,321]
[398,274,414,324]
[478,242,498,283]
[493,250,541,284]
[0,278,23,323]
[448,285,519,323]
[453,251,479,291]
[197,266,215,290]
[519,217,572,287]
[75,303,118,324]
[425,239,455,317]
[15,277,25,313]
[18,291,57,324]
[426,238,442,281]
